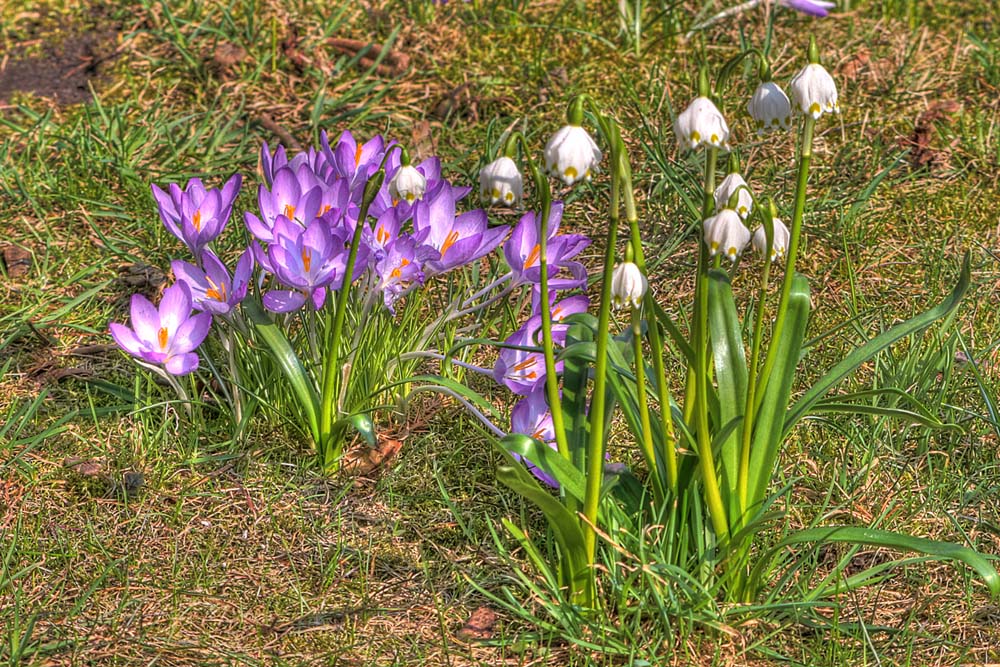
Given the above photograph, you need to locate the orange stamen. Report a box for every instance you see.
[283,204,296,220]
[157,327,169,350]
[192,210,202,231]
[512,358,536,372]
[523,244,541,270]
[440,230,460,257]
[354,144,363,166]
[376,227,389,244]
[205,276,227,302]
[301,249,312,272]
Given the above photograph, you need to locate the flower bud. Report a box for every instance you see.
[676,97,730,151]
[714,173,753,220]
[388,165,427,203]
[789,63,839,119]
[479,156,523,207]
[752,218,790,262]
[544,125,602,186]
[611,262,648,310]
[703,209,750,263]
[748,81,792,133]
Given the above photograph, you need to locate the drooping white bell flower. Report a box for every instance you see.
[610,262,648,310]
[789,63,839,119]
[714,173,753,220]
[479,156,523,207]
[752,218,791,262]
[388,165,427,203]
[544,125,602,186]
[703,209,750,263]
[747,81,792,133]
[676,97,730,151]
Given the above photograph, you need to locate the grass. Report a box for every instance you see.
[3,0,1000,664]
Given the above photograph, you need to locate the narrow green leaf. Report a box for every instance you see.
[708,269,749,517]
[243,299,320,442]
[650,299,695,365]
[786,254,970,432]
[747,273,811,509]
[767,526,1000,599]
[500,434,587,504]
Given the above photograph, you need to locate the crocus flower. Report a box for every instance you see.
[752,218,791,262]
[414,182,508,275]
[255,215,350,312]
[479,156,523,207]
[544,125,602,185]
[493,295,589,395]
[714,173,754,220]
[703,209,751,263]
[260,142,334,189]
[245,166,324,243]
[790,63,839,119]
[320,130,389,195]
[110,282,212,375]
[375,234,437,312]
[504,202,590,290]
[510,388,558,488]
[611,262,647,310]
[676,97,730,151]
[388,165,427,204]
[780,0,836,17]
[171,248,253,317]
[152,174,242,259]
[748,81,792,133]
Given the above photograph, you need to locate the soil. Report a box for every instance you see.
[0,27,119,106]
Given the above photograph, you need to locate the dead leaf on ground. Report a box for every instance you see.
[455,606,497,641]
[2,243,32,278]
[341,436,404,478]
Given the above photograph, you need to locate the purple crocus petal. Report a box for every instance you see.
[268,245,310,289]
[220,173,242,212]
[157,283,192,334]
[128,293,161,344]
[109,322,148,358]
[310,286,327,310]
[263,290,307,313]
[171,259,211,310]
[165,352,200,376]
[151,184,182,238]
[779,0,833,15]
[231,247,254,303]
[171,311,212,354]
[244,211,274,243]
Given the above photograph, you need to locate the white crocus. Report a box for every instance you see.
[752,218,791,262]
[611,262,648,310]
[789,63,839,119]
[479,156,523,207]
[676,97,730,151]
[388,165,427,203]
[714,173,753,220]
[703,209,751,263]
[544,125,602,186]
[747,81,792,133]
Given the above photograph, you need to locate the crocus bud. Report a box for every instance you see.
[714,173,753,220]
[752,218,790,262]
[676,97,730,151]
[703,209,751,263]
[789,63,839,119]
[388,165,426,203]
[748,81,792,133]
[479,156,523,207]
[544,125,602,185]
[611,262,647,310]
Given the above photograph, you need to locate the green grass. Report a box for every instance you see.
[3,0,1000,664]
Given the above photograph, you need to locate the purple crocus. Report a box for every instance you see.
[413,181,508,275]
[321,130,390,196]
[171,248,254,317]
[110,282,212,375]
[779,0,835,16]
[245,165,324,243]
[493,295,589,395]
[255,215,346,312]
[504,202,590,290]
[152,174,242,259]
[375,234,438,312]
[511,387,559,488]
